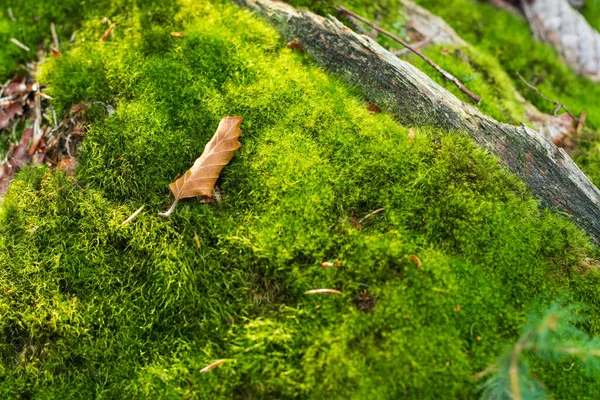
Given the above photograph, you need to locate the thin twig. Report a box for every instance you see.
[10,38,30,52]
[29,90,42,156]
[471,363,498,380]
[509,339,525,400]
[337,7,481,104]
[393,37,432,56]
[516,72,580,123]
[7,8,16,23]
[345,13,381,39]
[100,23,115,42]
[305,289,342,295]
[358,207,385,225]
[65,133,73,158]
[200,359,230,373]
[122,205,145,225]
[556,347,600,357]
[51,23,59,50]
[0,80,10,98]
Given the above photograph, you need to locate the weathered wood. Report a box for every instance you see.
[522,0,600,82]
[400,0,466,46]
[235,0,600,242]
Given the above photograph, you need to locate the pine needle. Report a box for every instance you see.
[122,205,145,225]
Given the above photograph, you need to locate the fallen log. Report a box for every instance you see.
[522,0,600,83]
[235,0,600,243]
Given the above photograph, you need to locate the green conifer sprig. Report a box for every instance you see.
[479,302,600,400]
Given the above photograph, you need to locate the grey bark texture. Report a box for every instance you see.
[401,0,466,46]
[235,0,600,243]
[522,0,600,82]
[400,0,574,144]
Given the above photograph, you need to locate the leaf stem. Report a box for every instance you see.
[158,199,179,218]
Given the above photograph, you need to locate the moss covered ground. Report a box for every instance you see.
[2,0,600,398]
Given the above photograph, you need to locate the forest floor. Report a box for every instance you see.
[2,0,600,398]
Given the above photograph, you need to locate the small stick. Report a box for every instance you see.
[65,133,73,158]
[305,289,342,295]
[122,205,145,225]
[7,8,16,23]
[29,92,43,156]
[577,110,587,135]
[345,13,381,39]
[393,38,432,56]
[10,38,30,52]
[36,91,53,100]
[358,207,385,225]
[338,7,481,104]
[100,23,115,42]
[516,72,580,123]
[200,359,230,373]
[0,80,10,98]
[471,363,498,380]
[51,23,59,50]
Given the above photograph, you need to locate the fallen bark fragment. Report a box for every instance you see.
[235,0,600,243]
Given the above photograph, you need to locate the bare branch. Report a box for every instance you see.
[516,72,580,123]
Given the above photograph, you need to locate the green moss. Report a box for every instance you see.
[582,1,600,32]
[2,0,600,398]
[295,0,600,187]
[0,0,123,79]
[406,44,528,124]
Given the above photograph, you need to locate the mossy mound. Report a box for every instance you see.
[2,0,600,398]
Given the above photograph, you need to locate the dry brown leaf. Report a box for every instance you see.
[0,102,23,130]
[57,158,77,176]
[366,102,382,114]
[158,116,243,217]
[286,37,304,51]
[170,32,184,37]
[50,46,61,57]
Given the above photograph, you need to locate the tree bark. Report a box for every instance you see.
[522,0,600,82]
[235,0,600,243]
[400,0,465,46]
